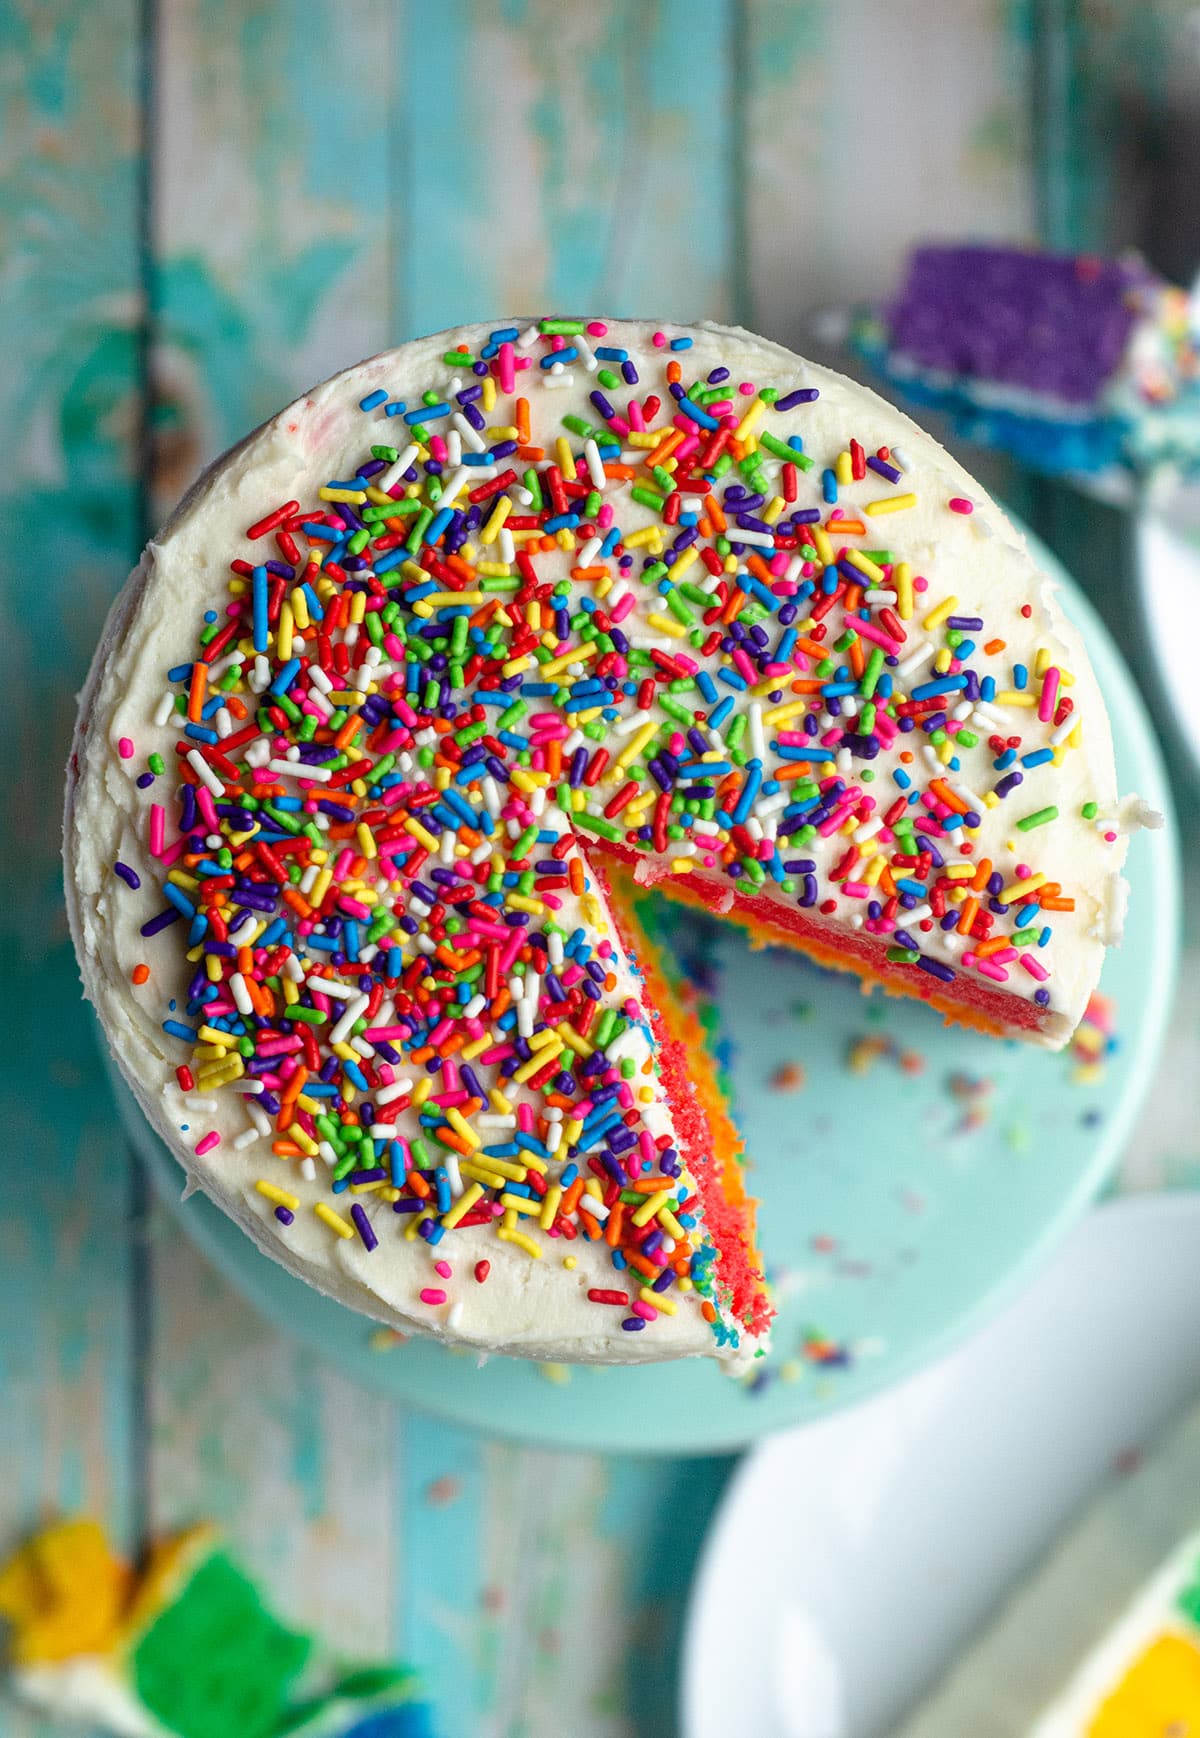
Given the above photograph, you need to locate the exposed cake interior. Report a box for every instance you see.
[599,863,772,1340]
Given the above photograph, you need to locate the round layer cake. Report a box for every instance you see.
[65,318,1151,1366]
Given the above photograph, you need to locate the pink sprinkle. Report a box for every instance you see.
[652,331,667,348]
[948,497,974,514]
[1104,830,1118,843]
[118,737,135,759]
[149,803,166,856]
[586,321,607,336]
[738,381,756,395]
[419,1287,447,1306]
[1020,954,1050,981]
[434,1259,452,1279]
[194,1131,220,1157]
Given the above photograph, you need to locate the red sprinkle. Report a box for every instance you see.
[474,1260,490,1284]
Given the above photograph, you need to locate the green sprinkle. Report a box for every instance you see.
[1017,805,1059,831]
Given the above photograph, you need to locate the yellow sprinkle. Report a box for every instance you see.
[488,1087,512,1115]
[404,818,439,852]
[639,1285,677,1316]
[564,1255,577,1270]
[441,1183,484,1230]
[762,495,786,526]
[319,486,367,504]
[646,612,687,639]
[923,595,958,631]
[411,1076,433,1108]
[291,587,310,630]
[1000,871,1047,902]
[497,1227,542,1259]
[554,435,577,480]
[538,1185,563,1230]
[349,589,366,625]
[512,1043,562,1083]
[994,691,1038,708]
[623,526,664,550]
[810,525,833,565]
[256,1181,300,1211]
[500,1191,542,1217]
[667,546,699,582]
[764,701,807,728]
[670,858,693,874]
[277,601,294,661]
[627,430,661,448]
[461,1154,526,1183]
[556,1023,593,1058]
[502,654,534,677]
[616,721,658,769]
[476,560,512,578]
[196,1025,232,1049]
[659,1208,687,1240]
[632,1188,672,1228]
[480,495,512,544]
[356,822,377,862]
[865,492,918,515]
[315,1202,354,1240]
[507,893,546,916]
[445,1107,481,1151]
[835,451,853,486]
[843,549,885,584]
[735,396,765,440]
[481,376,496,412]
[540,640,599,679]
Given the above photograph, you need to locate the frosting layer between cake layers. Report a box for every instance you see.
[66,318,1145,1364]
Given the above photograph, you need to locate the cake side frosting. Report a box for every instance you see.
[66,318,1142,1363]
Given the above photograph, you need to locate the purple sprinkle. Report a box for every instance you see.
[114,861,141,890]
[274,1206,295,1226]
[775,387,820,411]
[350,1202,378,1251]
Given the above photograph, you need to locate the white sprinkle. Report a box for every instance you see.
[377,444,420,492]
[186,749,224,796]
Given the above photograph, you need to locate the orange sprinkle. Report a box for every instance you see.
[983,638,1006,655]
[187,661,207,722]
[131,963,150,985]
[515,397,531,443]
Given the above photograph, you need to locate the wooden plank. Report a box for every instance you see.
[741,0,1035,346]
[150,0,395,518]
[143,0,403,1659]
[0,2,146,1731]
[397,0,736,335]
[144,1218,399,1651]
[396,1424,732,1738]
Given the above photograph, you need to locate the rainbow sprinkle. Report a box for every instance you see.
[108,317,1114,1344]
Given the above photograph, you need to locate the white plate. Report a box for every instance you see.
[681,1193,1200,1738]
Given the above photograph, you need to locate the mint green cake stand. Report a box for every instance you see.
[119,531,1180,1454]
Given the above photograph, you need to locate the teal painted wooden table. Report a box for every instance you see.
[5,6,1199,1734]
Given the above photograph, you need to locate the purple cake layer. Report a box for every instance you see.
[885,245,1155,405]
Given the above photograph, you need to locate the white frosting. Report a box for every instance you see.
[65,319,1139,1364]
